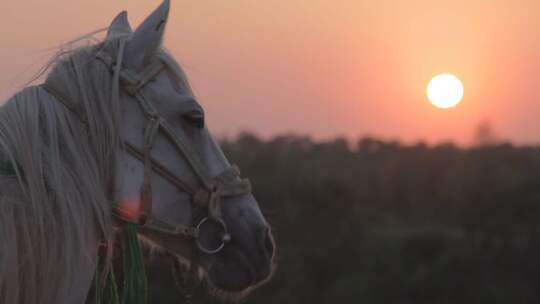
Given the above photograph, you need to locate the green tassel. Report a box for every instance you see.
[121,222,148,304]
[95,222,147,304]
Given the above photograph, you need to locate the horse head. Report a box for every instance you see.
[103,1,276,298]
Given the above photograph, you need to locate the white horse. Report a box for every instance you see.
[0,1,275,303]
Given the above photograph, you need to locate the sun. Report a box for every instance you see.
[426,73,464,109]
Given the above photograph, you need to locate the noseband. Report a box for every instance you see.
[41,47,251,255]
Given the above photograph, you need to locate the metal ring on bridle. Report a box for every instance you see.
[195,217,231,254]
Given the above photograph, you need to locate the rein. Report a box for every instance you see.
[36,42,252,303]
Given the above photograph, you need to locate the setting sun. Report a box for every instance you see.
[426,74,464,109]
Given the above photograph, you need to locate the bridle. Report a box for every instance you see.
[40,43,252,255]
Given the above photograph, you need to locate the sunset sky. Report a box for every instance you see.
[1,0,540,145]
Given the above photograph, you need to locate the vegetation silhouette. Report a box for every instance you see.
[146,132,540,303]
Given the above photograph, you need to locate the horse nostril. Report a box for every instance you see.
[262,227,275,259]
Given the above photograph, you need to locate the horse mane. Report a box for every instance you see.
[0,33,194,303]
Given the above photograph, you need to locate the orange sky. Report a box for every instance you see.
[1,0,540,145]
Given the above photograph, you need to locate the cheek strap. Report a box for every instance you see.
[139,115,161,224]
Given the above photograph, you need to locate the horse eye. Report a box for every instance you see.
[182,111,205,129]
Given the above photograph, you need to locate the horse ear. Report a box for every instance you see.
[107,11,132,40]
[124,0,170,69]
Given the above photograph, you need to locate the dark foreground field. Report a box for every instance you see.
[147,134,540,303]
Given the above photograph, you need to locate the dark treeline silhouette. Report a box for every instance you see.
[147,133,540,303]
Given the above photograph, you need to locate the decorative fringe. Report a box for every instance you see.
[95,222,147,304]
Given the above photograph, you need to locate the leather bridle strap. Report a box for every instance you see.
[139,114,160,223]
[124,142,196,195]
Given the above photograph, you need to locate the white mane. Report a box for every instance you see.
[0,35,192,303]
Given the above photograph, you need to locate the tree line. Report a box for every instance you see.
[147,133,540,303]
